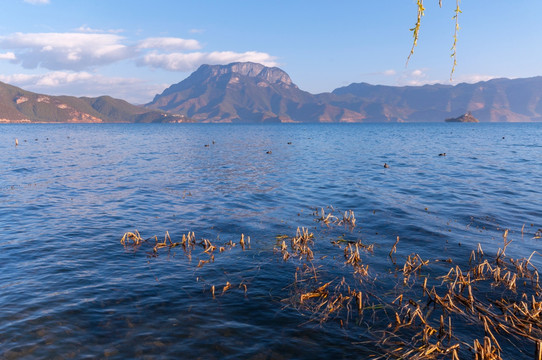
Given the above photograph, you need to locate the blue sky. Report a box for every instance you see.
[0,0,540,104]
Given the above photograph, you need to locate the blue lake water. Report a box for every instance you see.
[0,123,541,359]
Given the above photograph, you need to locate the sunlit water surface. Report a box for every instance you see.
[1,123,541,359]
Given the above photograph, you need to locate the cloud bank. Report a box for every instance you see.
[0,32,132,70]
[0,71,165,104]
[374,68,497,87]
[0,28,277,102]
[0,31,277,72]
[140,51,278,72]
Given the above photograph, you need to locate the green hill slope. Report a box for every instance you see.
[0,81,192,123]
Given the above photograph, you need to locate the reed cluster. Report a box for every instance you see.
[121,207,542,359]
[121,229,250,295]
[315,206,356,229]
[276,227,315,261]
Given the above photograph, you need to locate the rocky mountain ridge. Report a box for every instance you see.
[2,62,542,123]
[146,62,323,123]
[146,62,542,123]
[331,77,542,122]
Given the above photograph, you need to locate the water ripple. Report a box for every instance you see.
[0,123,541,358]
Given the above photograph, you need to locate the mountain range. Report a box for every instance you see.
[2,62,542,123]
[146,62,542,123]
[145,62,361,123]
[0,81,190,123]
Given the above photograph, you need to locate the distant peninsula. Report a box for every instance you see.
[445,112,479,123]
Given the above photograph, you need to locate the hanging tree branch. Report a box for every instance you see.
[407,0,462,80]
[406,0,425,65]
[450,0,462,79]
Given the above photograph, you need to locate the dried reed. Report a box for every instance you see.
[121,213,542,359]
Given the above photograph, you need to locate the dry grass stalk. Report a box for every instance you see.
[280,240,290,261]
[202,238,216,254]
[239,233,250,250]
[152,231,182,252]
[290,227,314,261]
[120,230,143,245]
[389,236,400,264]
[275,218,372,324]
[277,213,541,357]
[376,238,542,359]
[121,230,252,271]
[338,210,356,228]
[222,281,233,294]
[470,243,485,265]
[122,214,542,359]
[355,290,363,313]
[316,207,338,226]
[300,281,330,304]
[182,231,196,249]
[197,257,214,267]
[473,336,500,360]
[314,206,357,229]
[209,281,248,298]
[402,254,429,284]
[294,278,364,324]
[344,243,370,276]
[495,229,512,265]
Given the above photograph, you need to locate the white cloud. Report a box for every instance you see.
[400,69,433,85]
[0,32,133,70]
[39,71,93,86]
[0,31,277,74]
[0,30,279,100]
[0,71,164,104]
[0,73,36,83]
[189,29,205,34]
[394,69,496,86]
[454,74,497,84]
[138,37,201,51]
[410,69,424,77]
[0,71,91,87]
[0,52,16,60]
[387,68,443,86]
[76,25,100,33]
[140,51,277,72]
[383,69,396,76]
[23,0,50,4]
[75,25,124,34]
[406,79,436,86]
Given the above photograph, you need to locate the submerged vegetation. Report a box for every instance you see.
[121,207,542,359]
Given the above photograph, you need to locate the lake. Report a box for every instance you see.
[1,123,541,359]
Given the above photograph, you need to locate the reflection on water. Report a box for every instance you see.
[0,123,541,359]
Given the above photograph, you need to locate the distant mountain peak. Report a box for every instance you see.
[198,62,293,85]
[146,62,342,122]
[146,63,542,123]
